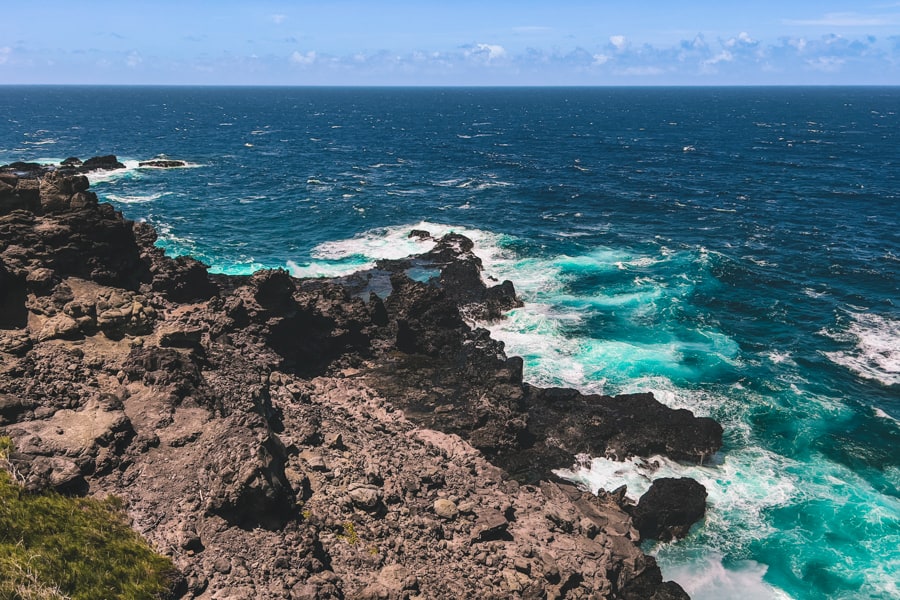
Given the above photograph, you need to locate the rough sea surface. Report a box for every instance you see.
[2,86,898,600]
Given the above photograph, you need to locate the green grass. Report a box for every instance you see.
[0,437,178,600]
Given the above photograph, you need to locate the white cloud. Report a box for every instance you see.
[271,14,287,25]
[789,38,809,52]
[806,56,846,71]
[290,50,317,65]
[126,51,142,68]
[725,32,756,47]
[0,47,11,65]
[690,35,709,50]
[610,35,627,50]
[704,50,734,66]
[592,53,610,66]
[466,43,507,62]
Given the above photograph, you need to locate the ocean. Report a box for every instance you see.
[1,86,898,599]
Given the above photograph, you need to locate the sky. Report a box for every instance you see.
[1,1,899,85]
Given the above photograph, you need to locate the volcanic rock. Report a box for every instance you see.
[632,477,708,542]
[139,159,188,168]
[80,155,126,171]
[0,165,720,599]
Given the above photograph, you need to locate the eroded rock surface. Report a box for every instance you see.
[0,163,721,599]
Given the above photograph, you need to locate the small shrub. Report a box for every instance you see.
[337,521,359,545]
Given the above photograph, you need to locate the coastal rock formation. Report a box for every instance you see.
[0,161,722,598]
[631,478,708,543]
[139,159,188,168]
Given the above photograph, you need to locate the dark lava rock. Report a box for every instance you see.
[0,163,724,600]
[133,221,218,302]
[138,159,187,168]
[632,477,708,542]
[520,388,723,470]
[80,155,126,171]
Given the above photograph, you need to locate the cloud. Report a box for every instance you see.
[290,50,317,65]
[30,28,889,86]
[126,51,142,68]
[704,50,734,65]
[464,43,507,63]
[0,47,11,65]
[271,14,287,25]
[725,32,757,48]
[609,35,627,50]
[806,56,847,71]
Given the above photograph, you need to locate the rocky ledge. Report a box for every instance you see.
[0,158,722,599]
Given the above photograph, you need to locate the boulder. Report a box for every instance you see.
[472,508,509,541]
[80,155,125,171]
[347,482,383,512]
[433,498,459,519]
[0,173,40,213]
[39,170,92,213]
[632,477,708,542]
[204,426,295,529]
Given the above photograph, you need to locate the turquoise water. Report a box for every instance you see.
[1,86,898,599]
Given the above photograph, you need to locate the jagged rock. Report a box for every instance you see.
[347,482,383,512]
[632,477,708,542]
[204,426,295,529]
[358,564,418,599]
[95,288,156,338]
[0,165,720,599]
[0,172,40,213]
[80,155,125,171]
[139,160,187,168]
[0,329,31,355]
[472,508,509,541]
[25,267,57,295]
[39,170,92,213]
[0,394,35,425]
[157,325,203,348]
[33,313,77,342]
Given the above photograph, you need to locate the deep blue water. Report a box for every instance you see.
[2,86,898,599]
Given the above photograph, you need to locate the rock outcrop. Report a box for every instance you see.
[0,161,722,599]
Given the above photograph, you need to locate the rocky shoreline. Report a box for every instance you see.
[0,159,722,599]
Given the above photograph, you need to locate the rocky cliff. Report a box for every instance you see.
[0,159,722,599]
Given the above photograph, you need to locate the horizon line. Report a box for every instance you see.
[1,83,899,88]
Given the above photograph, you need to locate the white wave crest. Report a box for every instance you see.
[84,160,143,184]
[104,191,171,204]
[659,553,792,600]
[823,311,900,386]
[286,222,513,282]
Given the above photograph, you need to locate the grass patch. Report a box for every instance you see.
[0,437,178,600]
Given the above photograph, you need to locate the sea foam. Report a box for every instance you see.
[823,311,900,387]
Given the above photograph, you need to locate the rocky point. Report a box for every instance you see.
[0,157,722,599]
